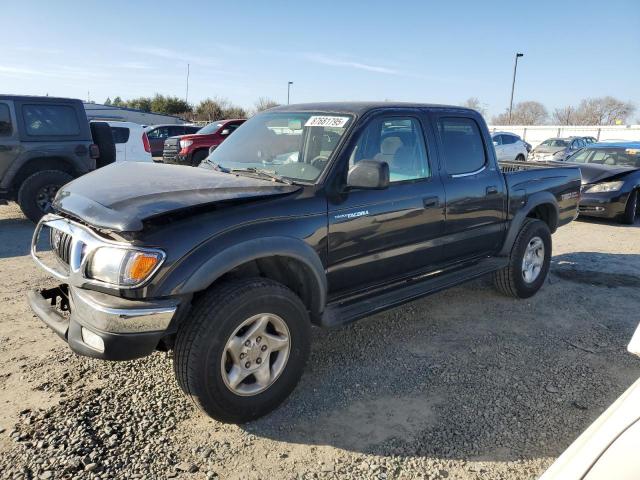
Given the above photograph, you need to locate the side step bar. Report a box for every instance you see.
[320,257,508,328]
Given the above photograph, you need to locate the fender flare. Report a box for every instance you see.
[168,236,327,317]
[498,191,559,257]
[0,151,90,190]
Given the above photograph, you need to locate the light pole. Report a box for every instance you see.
[287,81,293,105]
[185,63,190,104]
[508,53,524,125]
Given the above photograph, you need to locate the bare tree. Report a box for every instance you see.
[460,97,486,116]
[573,97,636,125]
[552,106,575,125]
[492,101,548,125]
[255,97,280,113]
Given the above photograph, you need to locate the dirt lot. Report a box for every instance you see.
[1,202,639,480]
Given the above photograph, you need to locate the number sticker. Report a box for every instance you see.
[305,116,350,128]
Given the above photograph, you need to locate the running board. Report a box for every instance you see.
[320,257,508,328]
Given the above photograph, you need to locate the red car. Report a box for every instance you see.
[162,119,245,166]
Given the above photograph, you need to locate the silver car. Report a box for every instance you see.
[491,132,529,162]
[531,137,588,162]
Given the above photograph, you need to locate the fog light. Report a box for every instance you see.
[81,327,105,352]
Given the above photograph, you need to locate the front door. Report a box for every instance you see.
[432,114,507,262]
[327,113,446,297]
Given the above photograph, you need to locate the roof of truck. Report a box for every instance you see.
[0,94,83,103]
[271,102,476,115]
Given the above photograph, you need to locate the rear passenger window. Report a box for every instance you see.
[22,104,80,136]
[111,127,130,144]
[437,117,486,175]
[502,135,516,145]
[348,117,430,182]
[0,104,12,136]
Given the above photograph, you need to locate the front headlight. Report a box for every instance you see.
[179,140,193,149]
[583,181,624,193]
[86,247,165,286]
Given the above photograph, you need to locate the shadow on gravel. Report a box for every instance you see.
[0,216,39,259]
[241,254,640,462]
[552,252,640,286]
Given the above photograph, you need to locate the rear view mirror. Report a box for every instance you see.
[347,160,389,190]
[220,129,230,136]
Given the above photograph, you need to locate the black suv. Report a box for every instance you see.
[0,95,114,222]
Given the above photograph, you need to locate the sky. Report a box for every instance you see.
[1,0,639,119]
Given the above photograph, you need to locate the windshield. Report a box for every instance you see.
[541,139,568,147]
[206,111,353,182]
[197,122,224,135]
[568,147,640,167]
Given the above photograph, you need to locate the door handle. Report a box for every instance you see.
[486,186,498,195]
[423,196,439,208]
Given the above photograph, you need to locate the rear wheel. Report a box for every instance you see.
[621,190,638,225]
[17,170,73,223]
[174,278,310,423]
[493,218,551,298]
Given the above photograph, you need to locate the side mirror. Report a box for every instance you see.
[347,160,389,190]
[493,141,499,146]
[220,129,230,136]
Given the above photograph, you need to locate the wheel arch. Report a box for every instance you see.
[5,155,82,193]
[171,237,327,323]
[499,192,558,256]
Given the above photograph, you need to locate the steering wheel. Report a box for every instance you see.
[310,155,329,169]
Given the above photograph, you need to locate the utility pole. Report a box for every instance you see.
[185,64,190,104]
[508,53,524,125]
[287,81,293,105]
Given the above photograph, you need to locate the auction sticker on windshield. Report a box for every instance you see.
[305,116,350,128]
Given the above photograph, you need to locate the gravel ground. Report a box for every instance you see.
[1,202,639,480]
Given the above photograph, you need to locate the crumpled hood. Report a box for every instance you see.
[53,163,300,232]
[566,162,638,185]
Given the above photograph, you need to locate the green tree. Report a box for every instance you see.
[104,97,112,106]
[127,97,152,112]
[112,96,124,107]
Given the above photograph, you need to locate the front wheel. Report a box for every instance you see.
[174,278,310,423]
[190,149,209,167]
[515,154,526,162]
[493,218,551,298]
[621,190,638,225]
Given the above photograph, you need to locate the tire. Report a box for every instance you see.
[493,218,551,299]
[17,170,73,223]
[90,122,116,168]
[621,190,638,225]
[174,278,311,423]
[515,154,526,162]
[190,149,209,167]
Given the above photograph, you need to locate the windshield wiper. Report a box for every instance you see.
[203,158,230,172]
[230,167,293,185]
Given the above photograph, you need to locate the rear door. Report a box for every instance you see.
[431,113,507,262]
[493,134,506,161]
[147,126,171,156]
[327,111,446,296]
[0,101,20,181]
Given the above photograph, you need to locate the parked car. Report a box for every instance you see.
[28,102,580,423]
[491,131,528,161]
[540,322,640,480]
[565,142,640,224]
[0,95,115,222]
[162,119,245,166]
[145,124,202,157]
[531,137,588,161]
[103,121,153,163]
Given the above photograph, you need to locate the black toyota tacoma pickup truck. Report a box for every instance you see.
[28,102,581,423]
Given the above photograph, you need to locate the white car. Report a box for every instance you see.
[105,121,153,163]
[491,132,528,162]
[540,323,640,479]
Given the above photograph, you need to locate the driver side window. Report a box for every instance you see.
[348,117,430,182]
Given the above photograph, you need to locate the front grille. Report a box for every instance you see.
[49,228,73,265]
[162,138,180,163]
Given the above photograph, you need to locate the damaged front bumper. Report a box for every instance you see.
[27,284,179,360]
